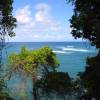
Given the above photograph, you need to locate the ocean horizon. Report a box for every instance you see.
[3,41,97,77]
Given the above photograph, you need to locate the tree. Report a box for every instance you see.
[68,0,100,49]
[67,0,100,99]
[0,0,16,59]
[80,53,100,99]
[0,0,16,99]
[8,46,59,100]
[0,0,16,37]
[35,72,73,100]
[8,46,59,76]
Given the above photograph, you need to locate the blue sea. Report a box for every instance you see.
[4,42,96,77]
[2,42,97,99]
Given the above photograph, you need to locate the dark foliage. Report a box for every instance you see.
[68,0,100,49]
[80,53,100,99]
[0,0,17,37]
[0,0,16,99]
[34,72,73,100]
[67,0,100,99]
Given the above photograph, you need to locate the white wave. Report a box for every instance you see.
[62,47,89,52]
[53,50,72,54]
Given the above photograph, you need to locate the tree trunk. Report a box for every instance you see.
[33,87,38,100]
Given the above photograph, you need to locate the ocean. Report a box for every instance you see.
[3,42,96,77]
[2,42,97,100]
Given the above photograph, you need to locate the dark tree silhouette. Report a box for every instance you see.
[0,0,16,99]
[35,72,73,100]
[0,0,16,66]
[67,0,100,99]
[68,0,100,49]
[80,53,100,99]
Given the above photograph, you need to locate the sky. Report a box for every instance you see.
[7,0,79,42]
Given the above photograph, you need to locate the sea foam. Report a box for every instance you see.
[53,50,72,54]
[62,47,89,52]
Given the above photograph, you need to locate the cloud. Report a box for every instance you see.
[35,3,51,22]
[15,3,68,33]
[11,3,73,42]
[16,5,32,25]
[34,3,66,33]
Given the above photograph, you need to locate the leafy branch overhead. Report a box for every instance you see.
[0,0,17,37]
[68,0,100,49]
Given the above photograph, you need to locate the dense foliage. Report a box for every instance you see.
[0,0,16,37]
[80,53,100,99]
[8,46,59,76]
[67,0,100,99]
[8,46,74,100]
[68,0,100,49]
[0,0,16,99]
[35,72,73,100]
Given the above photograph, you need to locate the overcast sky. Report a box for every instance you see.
[7,0,79,42]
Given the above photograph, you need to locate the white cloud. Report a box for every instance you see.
[33,34,39,38]
[16,5,32,25]
[35,3,51,23]
[11,3,73,42]
[15,3,68,33]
